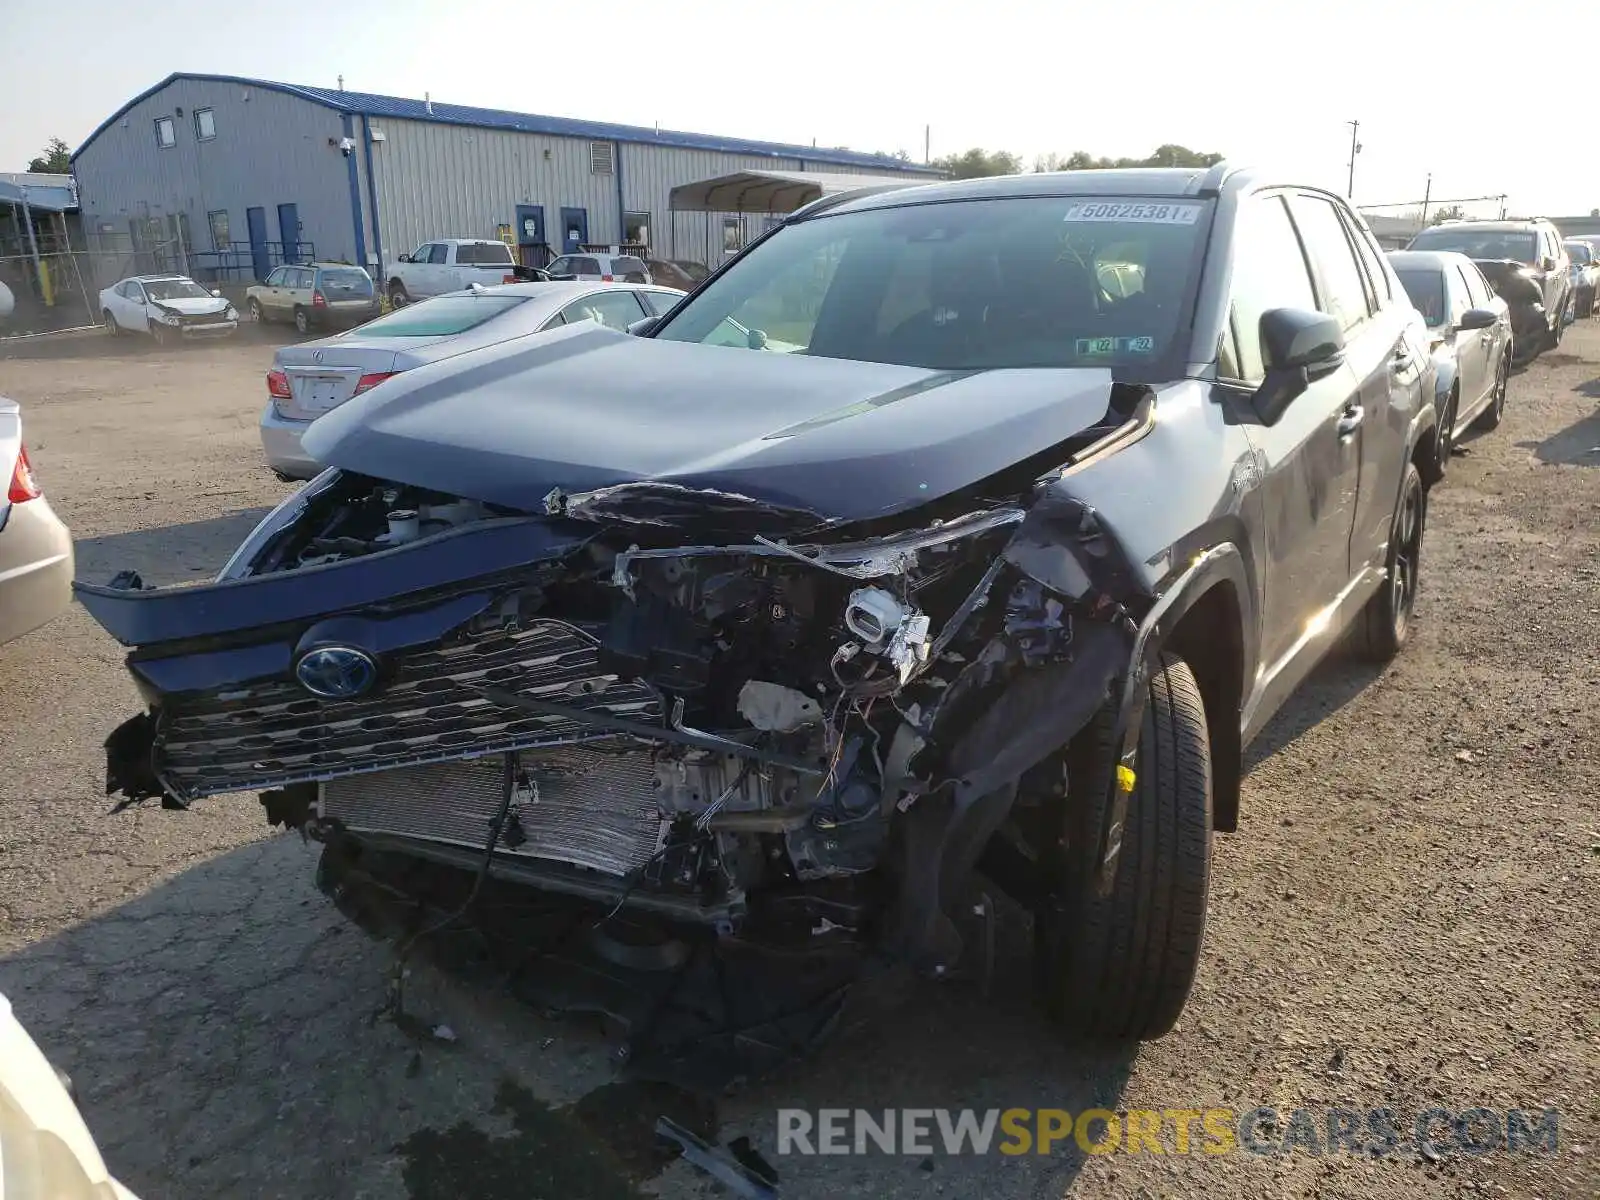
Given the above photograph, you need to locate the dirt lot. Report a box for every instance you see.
[0,326,1596,1200]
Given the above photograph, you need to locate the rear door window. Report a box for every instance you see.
[641,289,682,317]
[559,290,647,330]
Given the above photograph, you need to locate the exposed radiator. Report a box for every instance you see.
[319,743,667,877]
[157,619,662,799]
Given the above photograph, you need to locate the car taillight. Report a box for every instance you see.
[353,372,395,395]
[601,275,614,282]
[8,444,41,503]
[312,290,327,308]
[502,274,518,284]
[266,369,292,399]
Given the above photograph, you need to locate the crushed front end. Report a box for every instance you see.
[81,441,1150,980]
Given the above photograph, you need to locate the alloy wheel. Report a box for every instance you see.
[1391,479,1423,638]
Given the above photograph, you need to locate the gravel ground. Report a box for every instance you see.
[0,325,1595,1200]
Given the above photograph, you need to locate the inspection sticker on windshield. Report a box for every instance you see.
[1076,335,1156,356]
[1063,202,1201,224]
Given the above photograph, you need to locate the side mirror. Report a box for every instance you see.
[1252,308,1345,425]
[398,253,411,263]
[625,316,659,337]
[1457,307,1497,332]
[1540,256,1557,271]
[211,288,223,297]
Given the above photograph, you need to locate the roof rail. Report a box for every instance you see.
[1196,160,1233,197]
[787,184,916,222]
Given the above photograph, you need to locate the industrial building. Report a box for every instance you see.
[70,73,936,286]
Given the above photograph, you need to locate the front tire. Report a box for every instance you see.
[1427,387,1457,485]
[1356,461,1424,662]
[1035,653,1212,1042]
[293,307,310,335]
[1472,348,1509,431]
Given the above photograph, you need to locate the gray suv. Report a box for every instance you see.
[1406,218,1572,355]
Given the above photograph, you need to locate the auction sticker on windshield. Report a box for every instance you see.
[1063,202,1201,224]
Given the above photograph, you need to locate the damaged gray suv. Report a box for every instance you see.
[78,165,1436,1050]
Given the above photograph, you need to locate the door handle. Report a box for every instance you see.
[1389,347,1411,374]
[1337,405,1364,439]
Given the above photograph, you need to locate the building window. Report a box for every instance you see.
[207,210,230,251]
[154,117,176,148]
[194,108,216,141]
[623,211,650,247]
[589,141,615,175]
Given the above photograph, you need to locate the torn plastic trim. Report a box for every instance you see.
[608,506,1025,596]
[547,479,827,530]
[1093,542,1236,894]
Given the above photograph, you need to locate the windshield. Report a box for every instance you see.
[1408,228,1538,263]
[457,242,514,265]
[317,268,374,295]
[1395,268,1447,328]
[1565,242,1593,265]
[342,294,526,337]
[144,279,212,301]
[653,196,1211,375]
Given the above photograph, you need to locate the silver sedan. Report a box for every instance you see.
[259,281,685,480]
[0,399,73,646]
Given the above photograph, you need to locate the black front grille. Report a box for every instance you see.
[157,619,662,799]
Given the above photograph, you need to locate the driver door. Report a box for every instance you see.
[125,282,152,331]
[1223,193,1364,712]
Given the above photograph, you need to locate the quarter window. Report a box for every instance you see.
[1287,195,1371,334]
[1225,195,1318,383]
[154,117,176,148]
[194,108,216,141]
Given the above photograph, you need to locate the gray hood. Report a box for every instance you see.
[302,323,1125,523]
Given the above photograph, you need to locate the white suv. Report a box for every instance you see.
[543,252,651,283]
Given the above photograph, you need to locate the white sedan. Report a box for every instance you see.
[261,280,684,479]
[99,274,239,345]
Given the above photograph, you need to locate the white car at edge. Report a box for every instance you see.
[98,275,238,345]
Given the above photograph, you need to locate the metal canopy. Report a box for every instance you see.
[669,169,925,215]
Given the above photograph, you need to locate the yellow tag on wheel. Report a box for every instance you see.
[1116,765,1137,793]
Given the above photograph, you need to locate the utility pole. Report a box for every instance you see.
[924,124,930,166]
[1419,173,1432,229]
[1346,120,1362,198]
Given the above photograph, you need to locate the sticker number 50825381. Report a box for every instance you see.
[1062,202,1202,224]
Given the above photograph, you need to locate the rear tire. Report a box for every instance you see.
[1356,461,1424,662]
[1035,653,1212,1042]
[293,307,310,335]
[102,309,119,337]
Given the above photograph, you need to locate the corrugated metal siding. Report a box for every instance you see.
[369,118,617,274]
[72,79,359,271]
[620,145,808,267]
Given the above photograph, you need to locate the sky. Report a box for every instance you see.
[3,0,1596,217]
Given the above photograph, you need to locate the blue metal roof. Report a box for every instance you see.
[0,180,77,213]
[74,73,940,175]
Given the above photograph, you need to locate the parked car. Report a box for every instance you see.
[543,252,652,283]
[0,991,141,1200]
[79,165,1437,1048]
[245,263,379,334]
[387,239,542,306]
[1388,250,1514,471]
[1,399,73,646]
[98,274,238,344]
[1563,238,1599,318]
[1404,219,1572,356]
[645,259,710,291]
[259,281,685,479]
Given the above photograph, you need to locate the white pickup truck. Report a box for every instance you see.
[386,239,544,306]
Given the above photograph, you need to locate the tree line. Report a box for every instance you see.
[931,145,1224,179]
